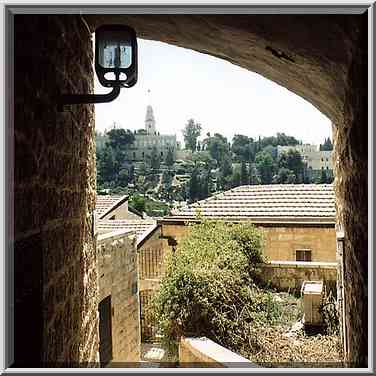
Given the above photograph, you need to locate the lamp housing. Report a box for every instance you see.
[95,24,138,88]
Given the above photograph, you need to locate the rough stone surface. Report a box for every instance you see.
[261,261,337,293]
[97,231,141,363]
[14,15,98,366]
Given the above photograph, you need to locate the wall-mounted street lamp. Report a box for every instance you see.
[60,24,137,107]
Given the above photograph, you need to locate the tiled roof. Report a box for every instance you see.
[97,219,158,246]
[163,184,336,224]
[96,195,128,219]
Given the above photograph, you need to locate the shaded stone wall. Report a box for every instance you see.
[160,223,336,263]
[97,230,141,363]
[13,15,98,365]
[261,261,337,294]
[179,337,255,367]
[333,13,368,366]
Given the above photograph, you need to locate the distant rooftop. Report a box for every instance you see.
[97,219,158,247]
[162,184,336,224]
[96,195,128,219]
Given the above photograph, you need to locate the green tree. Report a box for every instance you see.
[240,161,249,185]
[206,133,229,164]
[272,167,296,184]
[189,167,201,202]
[183,119,202,152]
[249,163,261,185]
[232,170,241,188]
[150,146,161,171]
[129,194,146,213]
[255,151,274,184]
[153,220,267,357]
[319,169,328,183]
[231,135,256,162]
[219,155,233,190]
[277,150,305,183]
[165,148,175,168]
[320,137,333,151]
[97,145,118,183]
[117,168,130,187]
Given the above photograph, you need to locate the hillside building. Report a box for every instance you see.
[277,144,333,179]
[127,105,178,162]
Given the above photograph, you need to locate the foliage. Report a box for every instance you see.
[165,148,175,167]
[129,194,170,217]
[129,194,146,213]
[231,135,256,162]
[153,220,297,358]
[183,119,202,152]
[273,167,296,184]
[255,150,275,184]
[188,167,201,203]
[204,133,230,164]
[319,137,333,151]
[218,155,233,189]
[240,161,249,185]
[260,132,300,148]
[150,146,161,171]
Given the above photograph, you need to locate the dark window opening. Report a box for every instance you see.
[296,249,312,262]
[98,295,113,366]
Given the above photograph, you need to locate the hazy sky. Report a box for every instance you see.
[95,38,332,146]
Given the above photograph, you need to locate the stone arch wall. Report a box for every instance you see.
[11,13,368,367]
[13,15,99,365]
[86,14,368,365]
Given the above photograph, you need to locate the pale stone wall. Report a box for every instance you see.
[138,227,169,341]
[260,261,337,293]
[101,201,141,220]
[128,134,177,162]
[97,230,141,363]
[179,337,255,368]
[160,223,336,263]
[261,225,336,262]
[13,15,99,366]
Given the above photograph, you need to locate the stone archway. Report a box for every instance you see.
[86,14,368,366]
[12,12,368,367]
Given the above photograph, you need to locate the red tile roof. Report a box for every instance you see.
[162,184,336,224]
[96,195,128,219]
[97,219,158,247]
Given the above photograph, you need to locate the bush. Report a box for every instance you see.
[153,219,290,358]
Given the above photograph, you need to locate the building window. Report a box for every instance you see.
[296,249,312,262]
[161,151,163,157]
[142,152,144,158]
[133,152,136,159]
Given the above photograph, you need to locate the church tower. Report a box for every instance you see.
[145,105,157,135]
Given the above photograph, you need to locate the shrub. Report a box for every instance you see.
[153,219,290,358]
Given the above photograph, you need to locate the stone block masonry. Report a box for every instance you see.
[13,15,98,366]
[97,230,141,363]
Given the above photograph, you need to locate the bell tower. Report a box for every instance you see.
[145,105,157,135]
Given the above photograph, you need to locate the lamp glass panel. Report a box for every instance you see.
[97,31,133,69]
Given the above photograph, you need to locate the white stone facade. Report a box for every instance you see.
[127,105,177,162]
[277,144,333,172]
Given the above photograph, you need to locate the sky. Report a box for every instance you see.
[95,39,332,146]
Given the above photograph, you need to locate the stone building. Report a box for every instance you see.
[98,219,169,342]
[96,195,143,220]
[127,105,177,162]
[96,230,141,365]
[160,184,336,263]
[277,144,333,179]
